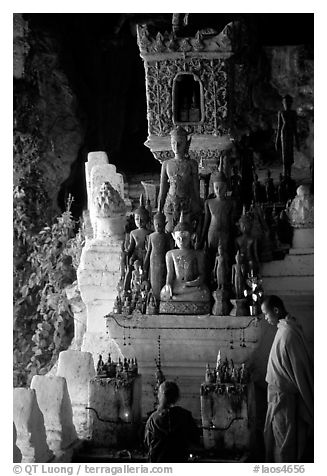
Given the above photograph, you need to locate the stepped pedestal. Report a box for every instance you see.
[262,227,313,295]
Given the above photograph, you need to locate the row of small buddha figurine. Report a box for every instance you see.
[96,354,138,379]
[230,167,297,206]
[116,192,268,315]
[203,351,250,389]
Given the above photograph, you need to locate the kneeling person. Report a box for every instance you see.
[144,381,200,462]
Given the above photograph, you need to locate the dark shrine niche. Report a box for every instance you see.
[172,73,203,125]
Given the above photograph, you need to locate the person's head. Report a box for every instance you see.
[158,380,180,407]
[153,212,165,233]
[261,295,287,326]
[170,126,191,158]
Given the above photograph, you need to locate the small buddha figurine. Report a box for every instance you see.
[265,170,275,203]
[252,173,264,203]
[236,213,259,276]
[230,165,242,200]
[231,251,246,299]
[124,197,150,291]
[158,126,201,233]
[131,260,144,294]
[200,171,234,264]
[213,244,229,290]
[146,290,158,315]
[143,212,172,301]
[160,213,210,309]
[275,94,299,179]
[96,355,105,375]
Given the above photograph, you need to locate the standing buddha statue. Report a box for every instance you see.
[157,126,201,233]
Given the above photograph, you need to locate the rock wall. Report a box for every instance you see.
[13,13,84,216]
[232,44,313,181]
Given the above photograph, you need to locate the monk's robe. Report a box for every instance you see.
[264,315,313,462]
[144,406,199,462]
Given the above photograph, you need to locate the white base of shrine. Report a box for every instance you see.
[103,314,270,419]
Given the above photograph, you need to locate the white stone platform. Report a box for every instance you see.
[262,228,313,295]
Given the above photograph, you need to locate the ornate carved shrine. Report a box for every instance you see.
[136,21,249,174]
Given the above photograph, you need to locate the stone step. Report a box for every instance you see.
[263,275,314,294]
[262,251,313,277]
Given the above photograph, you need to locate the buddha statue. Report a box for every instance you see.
[200,171,234,267]
[124,198,150,291]
[213,244,230,291]
[159,213,210,314]
[157,126,201,233]
[143,211,172,301]
[231,251,246,299]
[236,212,260,276]
[287,184,314,228]
[275,94,299,179]
[131,260,144,294]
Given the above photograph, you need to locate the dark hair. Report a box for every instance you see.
[159,381,180,405]
[262,295,286,313]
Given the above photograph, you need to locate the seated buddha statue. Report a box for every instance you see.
[159,213,210,314]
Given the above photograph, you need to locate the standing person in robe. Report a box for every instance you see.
[144,381,200,462]
[261,295,313,462]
